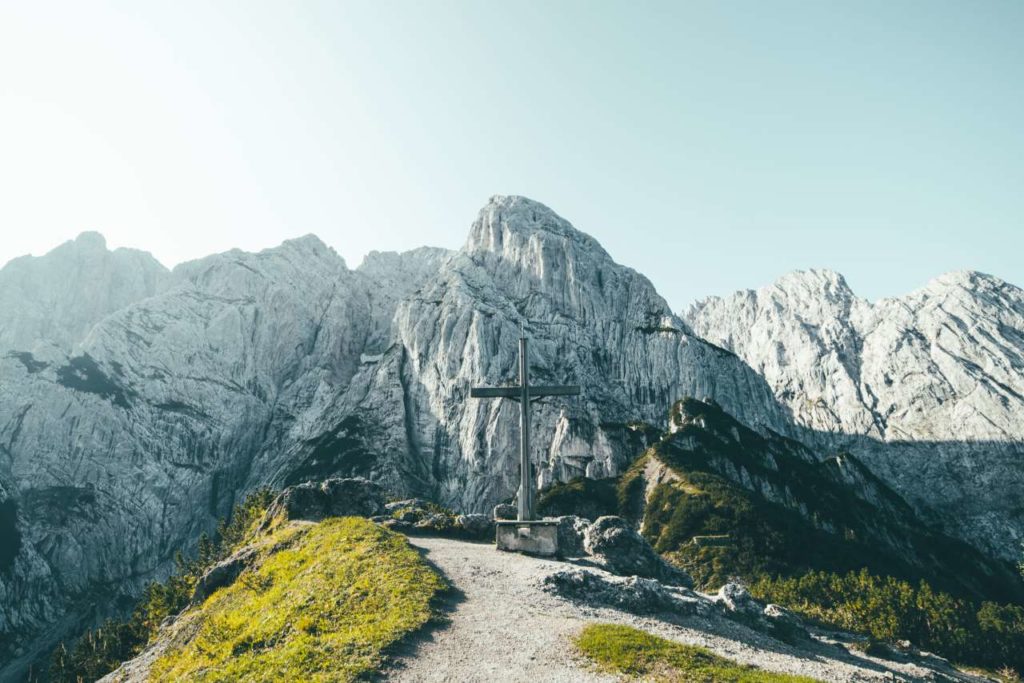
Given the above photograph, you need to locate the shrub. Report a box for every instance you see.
[750,570,1024,675]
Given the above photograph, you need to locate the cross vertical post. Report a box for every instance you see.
[518,336,531,521]
[470,331,580,524]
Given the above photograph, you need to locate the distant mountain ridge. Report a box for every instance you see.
[685,267,1024,562]
[1,196,1022,680]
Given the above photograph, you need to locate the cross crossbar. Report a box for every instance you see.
[470,335,580,521]
[469,385,581,399]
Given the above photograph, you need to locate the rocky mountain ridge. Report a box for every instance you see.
[1,196,1022,680]
[686,268,1024,561]
[0,196,790,678]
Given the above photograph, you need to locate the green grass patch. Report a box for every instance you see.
[574,623,820,682]
[149,517,445,682]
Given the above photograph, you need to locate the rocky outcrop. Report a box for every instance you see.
[0,195,1020,679]
[265,477,386,523]
[584,516,693,587]
[554,515,590,557]
[190,546,258,605]
[0,232,169,351]
[541,568,704,615]
[686,269,1024,559]
[714,583,808,641]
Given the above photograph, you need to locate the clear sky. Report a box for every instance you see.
[1,1,1021,308]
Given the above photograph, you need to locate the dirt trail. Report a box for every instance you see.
[383,536,984,683]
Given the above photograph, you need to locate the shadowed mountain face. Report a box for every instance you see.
[541,397,1024,603]
[0,196,1021,679]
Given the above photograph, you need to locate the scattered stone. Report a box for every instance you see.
[493,503,517,520]
[385,498,430,513]
[763,603,808,641]
[583,516,693,587]
[456,513,493,539]
[266,477,385,523]
[554,515,590,557]
[541,568,704,615]
[715,582,762,617]
[712,584,809,642]
[415,512,454,531]
[191,547,258,605]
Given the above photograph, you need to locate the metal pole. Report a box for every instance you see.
[518,335,531,521]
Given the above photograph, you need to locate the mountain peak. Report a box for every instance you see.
[73,231,107,250]
[772,268,852,296]
[465,195,606,258]
[924,269,1009,293]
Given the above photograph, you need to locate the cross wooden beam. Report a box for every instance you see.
[470,335,580,521]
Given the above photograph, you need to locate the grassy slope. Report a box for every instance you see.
[541,399,1021,604]
[574,623,820,683]
[150,517,445,682]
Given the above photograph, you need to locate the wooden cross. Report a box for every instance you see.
[470,334,580,521]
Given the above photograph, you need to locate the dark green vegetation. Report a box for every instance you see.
[751,571,1024,675]
[574,623,820,682]
[541,398,1024,675]
[537,476,621,520]
[150,517,445,682]
[48,488,276,682]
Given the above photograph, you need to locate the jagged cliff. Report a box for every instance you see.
[1,197,1021,679]
[0,197,788,677]
[686,269,1024,561]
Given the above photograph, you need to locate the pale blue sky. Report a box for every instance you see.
[1,1,1021,307]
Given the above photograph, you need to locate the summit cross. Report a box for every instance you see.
[470,334,580,522]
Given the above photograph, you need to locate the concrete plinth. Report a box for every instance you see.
[495,520,559,557]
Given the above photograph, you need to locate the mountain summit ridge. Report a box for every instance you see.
[1,196,1022,680]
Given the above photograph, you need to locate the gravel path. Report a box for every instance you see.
[383,536,987,683]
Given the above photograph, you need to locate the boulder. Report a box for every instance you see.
[191,546,258,605]
[456,513,493,539]
[583,516,693,587]
[763,603,808,641]
[492,503,517,520]
[541,568,704,615]
[267,477,385,523]
[713,585,809,641]
[554,515,590,557]
[414,512,455,532]
[715,582,762,617]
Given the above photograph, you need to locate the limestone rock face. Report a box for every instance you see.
[0,195,1020,678]
[686,269,1024,558]
[375,195,790,514]
[0,232,169,351]
[0,236,449,677]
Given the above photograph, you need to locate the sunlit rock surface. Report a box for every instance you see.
[686,268,1024,560]
[1,197,1021,679]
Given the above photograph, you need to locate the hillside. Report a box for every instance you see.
[541,397,1024,601]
